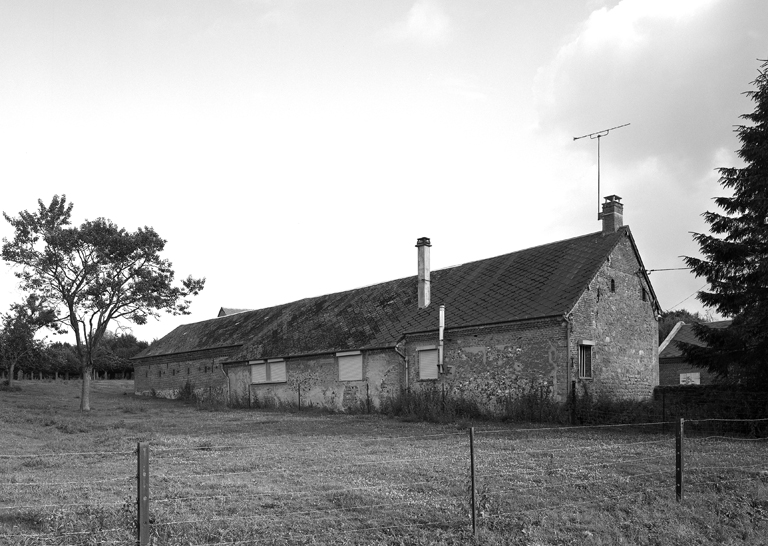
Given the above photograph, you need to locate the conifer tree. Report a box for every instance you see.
[683,59,768,386]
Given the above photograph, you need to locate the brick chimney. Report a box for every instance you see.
[416,237,431,309]
[601,195,623,235]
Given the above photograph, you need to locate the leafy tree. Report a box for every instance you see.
[657,309,706,344]
[1,195,205,409]
[0,295,58,387]
[684,60,768,386]
[92,331,149,378]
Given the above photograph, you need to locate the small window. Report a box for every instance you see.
[578,345,593,379]
[610,279,616,292]
[419,348,439,380]
[337,352,363,381]
[251,360,287,384]
[642,287,648,301]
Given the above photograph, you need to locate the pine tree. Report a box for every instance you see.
[683,59,768,386]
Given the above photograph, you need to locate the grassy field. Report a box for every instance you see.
[0,380,766,545]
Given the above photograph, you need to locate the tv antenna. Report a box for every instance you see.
[574,123,630,219]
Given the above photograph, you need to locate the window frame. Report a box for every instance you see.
[577,341,594,379]
[418,346,439,381]
[250,359,287,385]
[337,351,363,382]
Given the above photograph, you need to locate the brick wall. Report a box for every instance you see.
[659,357,719,386]
[406,317,569,409]
[133,346,239,400]
[569,234,658,400]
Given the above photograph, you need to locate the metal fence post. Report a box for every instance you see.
[137,442,150,546]
[469,427,477,537]
[676,418,684,502]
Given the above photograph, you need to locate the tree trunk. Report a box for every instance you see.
[80,365,92,411]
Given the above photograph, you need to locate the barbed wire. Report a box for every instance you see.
[0,527,126,539]
[154,499,424,527]
[476,437,671,457]
[0,476,132,487]
[480,421,669,436]
[149,430,467,454]
[477,453,670,479]
[0,449,134,460]
[0,499,126,512]
[152,479,440,504]
[486,469,670,496]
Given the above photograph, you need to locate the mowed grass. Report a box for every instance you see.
[0,381,766,545]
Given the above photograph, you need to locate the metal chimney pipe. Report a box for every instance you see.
[416,237,431,309]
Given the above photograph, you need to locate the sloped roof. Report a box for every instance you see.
[137,227,634,362]
[659,320,732,359]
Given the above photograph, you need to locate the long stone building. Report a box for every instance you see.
[134,196,660,411]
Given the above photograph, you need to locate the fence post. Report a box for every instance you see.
[137,442,150,546]
[469,427,477,537]
[676,418,684,502]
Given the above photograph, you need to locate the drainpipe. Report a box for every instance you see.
[563,313,572,398]
[438,304,445,374]
[394,336,408,391]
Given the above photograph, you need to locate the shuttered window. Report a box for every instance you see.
[419,349,438,380]
[338,352,363,381]
[251,360,287,384]
[268,360,286,383]
[251,362,267,383]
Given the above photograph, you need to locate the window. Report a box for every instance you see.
[418,348,439,380]
[337,351,363,381]
[610,279,616,292]
[250,359,287,384]
[642,287,648,301]
[578,343,593,379]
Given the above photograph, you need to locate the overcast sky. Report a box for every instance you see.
[1,0,767,343]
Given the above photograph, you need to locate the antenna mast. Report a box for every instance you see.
[574,123,630,219]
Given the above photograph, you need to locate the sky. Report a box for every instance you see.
[1,0,767,343]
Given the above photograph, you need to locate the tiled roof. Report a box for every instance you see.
[659,320,732,359]
[137,227,632,362]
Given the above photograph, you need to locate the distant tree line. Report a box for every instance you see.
[1,326,148,383]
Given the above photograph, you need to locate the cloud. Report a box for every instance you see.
[535,0,768,183]
[383,0,453,46]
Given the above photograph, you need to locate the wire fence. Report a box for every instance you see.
[1,418,766,545]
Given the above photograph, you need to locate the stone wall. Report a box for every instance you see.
[569,234,658,400]
[405,317,568,410]
[226,348,403,411]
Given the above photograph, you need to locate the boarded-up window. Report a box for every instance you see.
[578,345,592,379]
[251,360,286,384]
[268,360,286,383]
[338,352,363,381]
[251,362,267,383]
[419,349,438,380]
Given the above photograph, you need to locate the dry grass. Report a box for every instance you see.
[0,380,766,545]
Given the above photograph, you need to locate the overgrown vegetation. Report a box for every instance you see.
[1,380,767,545]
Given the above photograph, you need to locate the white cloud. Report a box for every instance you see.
[383,0,453,46]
